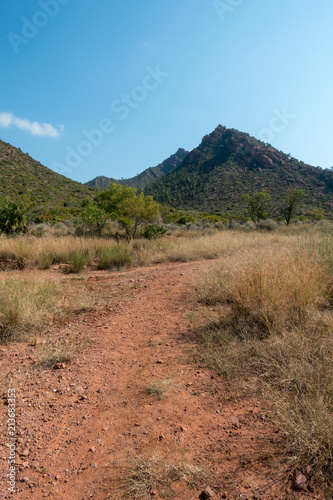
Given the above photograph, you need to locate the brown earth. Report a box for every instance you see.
[0,261,327,499]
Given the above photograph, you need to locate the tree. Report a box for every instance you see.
[280,189,305,225]
[116,192,160,238]
[80,202,108,236]
[95,183,160,238]
[242,190,273,222]
[95,183,135,216]
[0,201,27,234]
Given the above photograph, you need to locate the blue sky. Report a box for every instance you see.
[0,0,332,183]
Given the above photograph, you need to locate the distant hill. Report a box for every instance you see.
[85,148,188,190]
[0,138,92,206]
[145,125,333,215]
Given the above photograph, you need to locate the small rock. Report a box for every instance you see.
[294,470,307,491]
[156,360,163,364]
[55,474,61,480]
[53,363,66,370]
[89,446,96,453]
[230,416,240,427]
[158,435,165,441]
[75,386,85,394]
[151,491,157,496]
[179,425,186,432]
[91,462,98,468]
[199,486,215,499]
[22,477,30,483]
[20,449,30,457]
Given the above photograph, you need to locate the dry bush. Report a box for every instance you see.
[0,275,60,341]
[126,452,208,499]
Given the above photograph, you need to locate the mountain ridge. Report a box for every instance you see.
[85,148,188,190]
[144,125,333,215]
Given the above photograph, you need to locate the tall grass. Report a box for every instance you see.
[97,243,132,269]
[0,231,298,272]
[63,249,92,274]
[0,276,60,341]
[195,237,333,483]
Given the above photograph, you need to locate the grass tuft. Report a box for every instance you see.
[0,276,59,342]
[126,452,208,499]
[144,378,174,400]
[97,243,132,269]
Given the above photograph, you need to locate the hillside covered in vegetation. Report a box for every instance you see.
[145,126,333,216]
[0,138,92,207]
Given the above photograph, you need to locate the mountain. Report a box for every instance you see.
[144,125,333,215]
[85,148,188,190]
[0,138,92,206]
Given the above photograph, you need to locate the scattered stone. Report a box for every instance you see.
[75,386,85,394]
[55,474,61,480]
[158,435,165,441]
[179,425,186,432]
[22,477,30,483]
[53,363,66,370]
[230,416,240,427]
[20,449,30,457]
[151,490,157,496]
[294,470,307,491]
[199,486,215,499]
[89,446,96,453]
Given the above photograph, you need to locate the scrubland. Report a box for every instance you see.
[1,223,332,487]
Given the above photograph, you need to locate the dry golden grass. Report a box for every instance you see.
[194,232,333,483]
[0,230,300,273]
[35,335,92,368]
[126,452,208,499]
[0,274,60,342]
[143,378,174,400]
[153,231,295,264]
[200,252,329,338]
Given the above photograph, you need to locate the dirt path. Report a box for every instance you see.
[0,261,315,499]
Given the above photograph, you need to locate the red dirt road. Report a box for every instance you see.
[0,261,322,499]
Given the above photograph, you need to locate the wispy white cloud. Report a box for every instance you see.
[0,112,63,138]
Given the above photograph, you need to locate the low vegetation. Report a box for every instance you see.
[35,336,91,368]
[0,276,60,341]
[126,452,208,499]
[143,378,174,400]
[195,232,333,484]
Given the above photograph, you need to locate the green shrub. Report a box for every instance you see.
[64,249,91,274]
[97,243,132,270]
[141,225,167,239]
